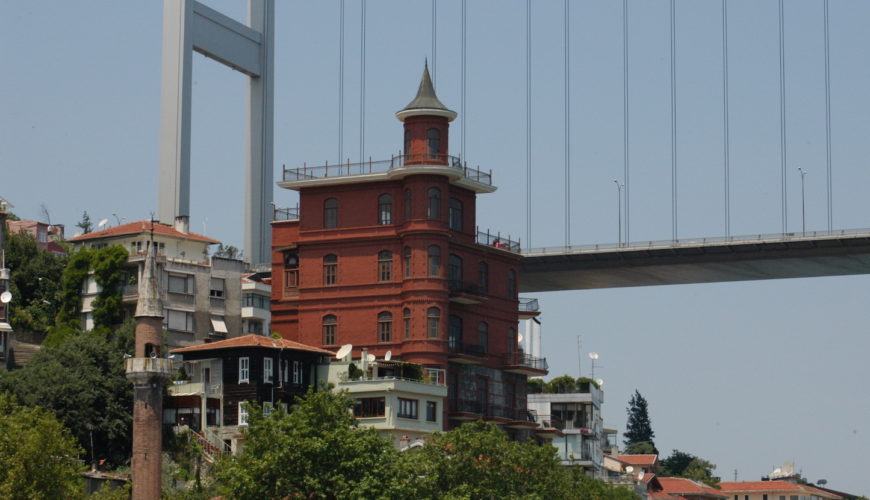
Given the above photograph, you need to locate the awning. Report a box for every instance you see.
[210,316,228,334]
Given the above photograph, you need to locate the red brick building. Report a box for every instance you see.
[271,64,546,432]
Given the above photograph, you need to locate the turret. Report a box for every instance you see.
[396,62,457,166]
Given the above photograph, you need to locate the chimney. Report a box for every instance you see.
[174,216,189,234]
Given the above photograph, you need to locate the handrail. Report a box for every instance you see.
[476,228,521,253]
[273,205,299,221]
[282,154,493,186]
[504,352,548,371]
[448,340,486,357]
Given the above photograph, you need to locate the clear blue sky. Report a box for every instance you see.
[2,0,868,493]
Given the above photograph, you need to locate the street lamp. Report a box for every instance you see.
[798,167,808,235]
[613,180,624,247]
[588,351,599,379]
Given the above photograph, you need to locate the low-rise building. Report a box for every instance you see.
[6,219,66,254]
[654,478,728,500]
[718,481,842,500]
[241,271,271,336]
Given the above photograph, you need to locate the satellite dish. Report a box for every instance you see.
[0,291,11,304]
[366,353,376,362]
[596,378,604,386]
[517,333,524,342]
[336,344,353,360]
[588,352,599,360]
[384,350,392,361]
[625,466,634,474]
[97,218,109,228]
[638,472,645,481]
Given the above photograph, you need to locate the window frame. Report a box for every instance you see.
[323,315,337,345]
[378,250,393,282]
[478,322,489,353]
[209,277,225,298]
[378,311,393,343]
[427,187,441,219]
[427,128,440,158]
[239,403,249,426]
[168,273,193,295]
[403,308,411,339]
[398,398,419,419]
[239,357,250,383]
[478,262,489,293]
[507,269,517,297]
[404,189,412,220]
[324,197,339,229]
[263,357,273,384]
[448,254,463,284]
[292,360,302,385]
[428,245,441,277]
[426,401,438,422]
[323,254,338,285]
[448,198,463,230]
[403,247,412,278]
[378,194,393,225]
[353,397,386,418]
[427,307,441,338]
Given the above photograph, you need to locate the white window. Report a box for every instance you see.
[168,274,194,294]
[239,404,249,426]
[167,310,195,332]
[239,357,250,383]
[263,402,273,417]
[209,277,225,298]
[398,398,419,419]
[282,360,289,383]
[264,357,273,383]
[292,360,302,385]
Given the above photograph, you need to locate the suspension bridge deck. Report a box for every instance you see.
[519,229,870,292]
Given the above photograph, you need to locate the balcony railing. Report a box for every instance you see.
[452,398,484,415]
[487,404,513,420]
[536,414,565,430]
[282,154,492,186]
[512,408,538,423]
[518,297,539,312]
[448,340,486,357]
[504,352,548,371]
[273,205,299,221]
[476,229,521,253]
[448,279,484,296]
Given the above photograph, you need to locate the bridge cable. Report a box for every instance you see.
[431,0,436,85]
[623,0,630,244]
[461,0,467,161]
[722,0,731,238]
[526,0,532,248]
[564,0,571,246]
[360,0,367,163]
[670,0,678,241]
[338,0,345,164]
[778,0,788,233]
[824,0,832,231]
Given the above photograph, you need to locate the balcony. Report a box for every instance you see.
[448,340,486,364]
[169,381,223,398]
[279,155,495,193]
[122,283,139,303]
[475,229,521,254]
[534,414,566,439]
[449,398,484,420]
[518,297,540,319]
[125,357,173,385]
[448,279,486,304]
[485,404,513,423]
[502,352,548,376]
[505,408,540,429]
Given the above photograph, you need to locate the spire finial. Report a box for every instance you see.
[396,61,457,122]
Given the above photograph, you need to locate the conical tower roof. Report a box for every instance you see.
[396,62,457,122]
[135,237,163,318]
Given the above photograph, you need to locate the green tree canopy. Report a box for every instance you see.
[659,449,720,487]
[3,229,66,333]
[624,390,656,453]
[76,211,93,235]
[0,393,86,499]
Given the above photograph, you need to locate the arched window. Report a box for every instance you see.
[427,307,440,338]
[378,311,393,343]
[507,269,517,298]
[323,315,337,345]
[378,194,393,225]
[427,128,440,158]
[428,245,441,277]
[478,262,489,293]
[448,198,463,230]
[448,254,463,286]
[448,315,462,350]
[427,187,441,219]
[404,189,412,220]
[324,198,339,228]
[404,247,412,278]
[323,254,338,285]
[508,327,516,354]
[378,250,393,281]
[478,322,489,353]
[404,129,411,156]
[404,308,412,339]
[283,250,299,294]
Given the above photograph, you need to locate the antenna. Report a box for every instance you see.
[384,350,392,361]
[588,352,599,379]
[577,335,582,378]
[0,291,11,304]
[336,344,353,360]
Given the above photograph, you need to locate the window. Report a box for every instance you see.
[243,293,269,309]
[324,198,339,228]
[403,308,411,339]
[427,188,441,219]
[323,315,337,345]
[353,397,385,418]
[283,250,299,293]
[264,357,273,383]
[245,320,264,334]
[323,254,337,285]
[239,404,249,426]
[428,245,441,276]
[448,198,463,230]
[478,322,489,353]
[398,398,419,419]
[167,310,195,332]
[263,402,273,417]
[426,401,438,422]
[427,307,440,338]
[478,262,489,293]
[403,247,411,278]
[448,254,463,284]
[448,315,462,350]
[209,277,225,298]
[239,357,250,383]
[404,130,411,156]
[378,311,393,343]
[168,274,193,294]
[427,128,440,158]
[404,189,412,220]
[508,327,516,353]
[507,269,517,297]
[378,194,393,224]
[292,360,303,385]
[378,250,393,281]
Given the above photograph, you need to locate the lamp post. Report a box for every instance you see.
[798,167,808,235]
[588,351,599,379]
[613,180,624,247]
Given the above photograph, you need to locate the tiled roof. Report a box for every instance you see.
[658,478,727,498]
[718,482,840,499]
[171,334,335,356]
[650,492,686,500]
[68,220,219,244]
[619,454,658,466]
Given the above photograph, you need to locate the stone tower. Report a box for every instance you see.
[126,237,172,500]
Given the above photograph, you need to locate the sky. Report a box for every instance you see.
[2,0,869,493]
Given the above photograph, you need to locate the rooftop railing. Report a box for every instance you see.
[282,154,492,185]
[272,205,299,221]
[476,229,521,253]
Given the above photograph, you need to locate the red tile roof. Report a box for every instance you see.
[718,482,840,499]
[171,334,335,356]
[658,478,727,499]
[68,220,219,244]
[619,454,658,466]
[651,492,687,500]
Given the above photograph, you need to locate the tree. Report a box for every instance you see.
[660,450,720,487]
[76,211,93,234]
[3,229,66,333]
[624,390,656,453]
[0,393,86,499]
[90,245,129,327]
[0,322,134,467]
[213,243,240,260]
[217,388,406,499]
